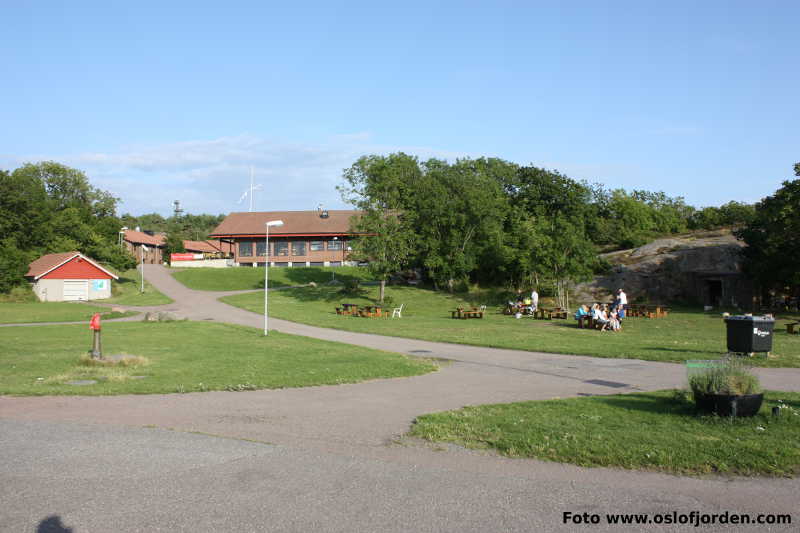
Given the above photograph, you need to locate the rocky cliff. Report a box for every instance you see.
[575,229,751,306]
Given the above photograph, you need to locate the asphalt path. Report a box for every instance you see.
[1,264,798,532]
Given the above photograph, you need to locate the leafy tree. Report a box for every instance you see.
[0,239,32,293]
[409,158,509,290]
[348,210,413,303]
[0,161,134,290]
[736,164,800,293]
[501,166,596,300]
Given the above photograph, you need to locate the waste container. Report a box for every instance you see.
[724,315,775,353]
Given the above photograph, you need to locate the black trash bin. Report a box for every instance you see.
[724,315,775,353]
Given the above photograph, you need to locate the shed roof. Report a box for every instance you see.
[209,210,362,238]
[26,252,119,280]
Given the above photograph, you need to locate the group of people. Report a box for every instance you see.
[574,288,628,332]
[509,289,539,318]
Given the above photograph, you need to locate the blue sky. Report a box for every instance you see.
[2,1,797,216]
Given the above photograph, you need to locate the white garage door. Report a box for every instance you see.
[63,280,89,301]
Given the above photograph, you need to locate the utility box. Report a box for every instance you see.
[724,315,775,354]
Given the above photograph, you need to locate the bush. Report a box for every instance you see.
[0,285,37,303]
[689,358,762,396]
[0,240,31,294]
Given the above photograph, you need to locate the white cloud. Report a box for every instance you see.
[1,135,476,216]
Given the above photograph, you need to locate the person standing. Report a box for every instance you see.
[530,288,539,313]
[617,288,627,309]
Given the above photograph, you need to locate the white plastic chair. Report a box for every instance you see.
[479,305,486,312]
[392,304,404,318]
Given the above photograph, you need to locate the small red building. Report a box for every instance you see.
[26,252,119,302]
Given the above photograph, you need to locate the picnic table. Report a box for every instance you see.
[335,303,361,316]
[452,307,484,319]
[626,304,669,318]
[359,305,384,318]
[535,307,568,320]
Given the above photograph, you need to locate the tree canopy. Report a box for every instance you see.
[340,152,763,296]
[0,162,136,292]
[737,164,800,291]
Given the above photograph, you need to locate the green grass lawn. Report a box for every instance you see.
[171,266,376,291]
[0,302,136,324]
[220,285,800,367]
[409,390,800,476]
[0,321,436,395]
[104,268,173,306]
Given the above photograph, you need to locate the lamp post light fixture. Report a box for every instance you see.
[264,220,284,335]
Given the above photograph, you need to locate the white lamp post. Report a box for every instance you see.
[140,245,148,293]
[264,220,284,335]
[331,237,338,281]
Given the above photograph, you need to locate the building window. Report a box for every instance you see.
[310,241,324,252]
[310,261,324,267]
[291,241,306,256]
[239,241,253,257]
[327,239,342,251]
[274,261,288,267]
[274,242,289,256]
[256,240,268,256]
[329,261,342,267]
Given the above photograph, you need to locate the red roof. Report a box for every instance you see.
[26,252,119,280]
[209,210,362,238]
[124,229,166,246]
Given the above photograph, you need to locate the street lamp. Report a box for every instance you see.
[140,245,148,293]
[119,227,128,248]
[331,237,338,281]
[264,220,284,335]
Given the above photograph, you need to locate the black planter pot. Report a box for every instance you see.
[693,392,764,417]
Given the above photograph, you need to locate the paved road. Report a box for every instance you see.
[1,264,798,532]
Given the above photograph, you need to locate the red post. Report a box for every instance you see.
[89,313,102,359]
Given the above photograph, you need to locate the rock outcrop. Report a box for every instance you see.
[575,229,753,307]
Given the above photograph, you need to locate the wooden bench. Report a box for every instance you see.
[452,307,484,319]
[787,322,799,335]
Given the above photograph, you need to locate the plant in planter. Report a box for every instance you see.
[688,358,763,417]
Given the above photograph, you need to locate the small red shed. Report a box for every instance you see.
[26,251,119,302]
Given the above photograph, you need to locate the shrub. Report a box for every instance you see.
[0,285,37,303]
[689,358,762,396]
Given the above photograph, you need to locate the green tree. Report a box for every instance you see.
[0,161,132,290]
[736,165,800,293]
[348,211,413,303]
[501,166,596,302]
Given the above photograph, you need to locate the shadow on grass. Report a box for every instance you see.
[644,346,721,356]
[274,285,374,305]
[594,393,697,416]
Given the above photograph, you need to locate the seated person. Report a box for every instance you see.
[591,303,609,331]
[574,305,590,326]
[574,305,590,320]
[609,309,621,331]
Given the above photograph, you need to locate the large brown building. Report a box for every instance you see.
[208,210,361,267]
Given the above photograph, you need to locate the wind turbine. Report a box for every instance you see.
[238,166,263,212]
